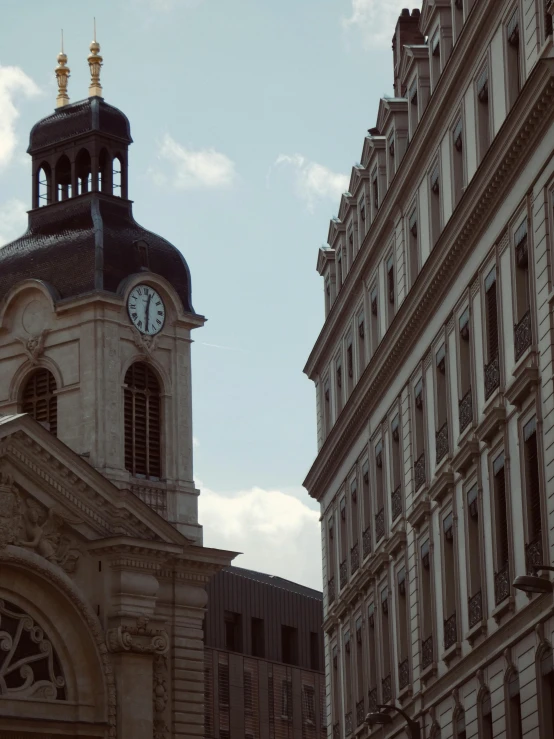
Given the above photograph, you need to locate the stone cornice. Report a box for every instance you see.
[304,63,554,500]
[306,0,506,379]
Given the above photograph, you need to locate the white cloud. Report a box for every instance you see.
[342,0,402,49]
[198,483,322,591]
[0,199,27,246]
[155,134,236,189]
[0,66,41,171]
[273,154,349,212]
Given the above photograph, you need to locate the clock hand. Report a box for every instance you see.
[145,293,152,331]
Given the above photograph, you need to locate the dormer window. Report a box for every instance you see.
[477,67,489,103]
[431,32,441,90]
[371,169,379,212]
[408,80,419,138]
[388,134,395,157]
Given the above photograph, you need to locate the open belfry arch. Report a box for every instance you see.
[0,34,235,739]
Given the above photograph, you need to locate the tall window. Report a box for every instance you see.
[414,379,426,490]
[346,336,354,396]
[409,80,418,139]
[327,516,336,604]
[420,539,434,669]
[435,345,448,464]
[362,461,371,559]
[340,496,348,588]
[507,671,523,739]
[224,611,242,651]
[357,312,366,377]
[335,356,344,416]
[380,586,392,703]
[371,169,379,216]
[514,220,531,360]
[484,267,500,400]
[350,477,359,574]
[386,254,395,326]
[21,368,58,436]
[374,442,385,543]
[397,567,410,691]
[391,415,402,521]
[458,308,472,432]
[344,631,352,724]
[431,31,441,90]
[539,648,554,736]
[370,286,379,354]
[493,453,510,605]
[323,377,331,435]
[466,484,483,629]
[524,417,543,567]
[355,617,364,713]
[124,362,161,479]
[480,690,493,739]
[452,117,464,206]
[442,513,457,650]
[477,66,490,163]
[367,604,377,709]
[506,9,521,109]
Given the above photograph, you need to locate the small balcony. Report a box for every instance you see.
[350,543,360,575]
[375,508,385,543]
[345,711,352,737]
[414,452,426,491]
[494,563,510,606]
[458,388,473,433]
[421,635,433,670]
[368,688,378,712]
[391,485,402,521]
[381,674,392,704]
[328,577,335,605]
[435,421,449,464]
[526,534,543,575]
[339,560,348,590]
[514,310,532,362]
[362,526,372,559]
[356,700,365,728]
[468,589,482,629]
[398,658,410,690]
[484,352,500,400]
[444,612,457,650]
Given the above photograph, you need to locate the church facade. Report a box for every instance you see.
[0,41,234,739]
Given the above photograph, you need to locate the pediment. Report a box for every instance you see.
[0,413,190,549]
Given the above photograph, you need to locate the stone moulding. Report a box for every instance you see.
[304,65,554,500]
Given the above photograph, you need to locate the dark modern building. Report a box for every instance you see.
[204,567,326,739]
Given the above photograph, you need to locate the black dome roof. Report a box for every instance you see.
[0,195,195,314]
[28,97,132,154]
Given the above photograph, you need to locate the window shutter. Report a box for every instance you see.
[486,277,499,360]
[124,362,162,479]
[524,422,541,539]
[22,368,58,436]
[495,462,509,566]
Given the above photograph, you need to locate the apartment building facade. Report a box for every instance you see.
[204,567,326,739]
[304,1,554,736]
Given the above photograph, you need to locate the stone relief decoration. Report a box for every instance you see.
[0,474,81,574]
[131,326,159,356]
[106,616,169,655]
[153,654,169,739]
[0,598,66,700]
[16,330,49,365]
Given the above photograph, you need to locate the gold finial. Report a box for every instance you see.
[55,30,70,108]
[88,18,103,98]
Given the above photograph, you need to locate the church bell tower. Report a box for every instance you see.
[0,39,204,541]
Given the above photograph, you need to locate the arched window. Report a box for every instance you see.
[113,155,122,196]
[21,368,57,436]
[478,689,493,739]
[538,646,554,736]
[54,155,72,202]
[98,148,112,194]
[75,148,92,195]
[124,362,161,479]
[36,162,52,207]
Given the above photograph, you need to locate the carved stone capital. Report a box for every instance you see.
[106,616,169,655]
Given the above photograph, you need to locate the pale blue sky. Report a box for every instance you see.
[0,0,399,588]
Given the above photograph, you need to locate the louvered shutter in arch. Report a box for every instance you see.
[486,279,499,360]
[525,428,542,539]
[21,368,58,436]
[124,362,161,479]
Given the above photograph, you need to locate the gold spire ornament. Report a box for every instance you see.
[88,19,103,98]
[55,31,70,108]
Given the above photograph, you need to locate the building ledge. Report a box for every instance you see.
[451,434,480,476]
[372,550,390,575]
[397,682,413,703]
[492,595,515,624]
[442,641,461,665]
[505,352,540,409]
[420,661,437,684]
[407,494,431,531]
[428,469,455,504]
[465,619,487,646]
[475,401,506,445]
[385,528,407,557]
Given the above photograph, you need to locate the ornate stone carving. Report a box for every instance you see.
[107,616,169,655]
[0,597,66,700]
[16,330,49,365]
[0,474,23,548]
[131,326,159,356]
[153,654,169,739]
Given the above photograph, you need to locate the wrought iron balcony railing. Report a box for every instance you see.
[356,700,365,728]
[526,534,543,575]
[435,421,449,464]
[459,387,473,433]
[468,589,482,629]
[414,452,426,491]
[333,722,340,739]
[367,688,378,712]
[375,508,385,543]
[345,711,352,736]
[484,352,500,400]
[381,674,392,704]
[362,526,371,559]
[339,560,348,590]
[391,485,402,521]
[444,612,457,650]
[514,309,532,362]
[398,658,410,690]
[421,635,433,670]
[494,563,510,606]
[328,577,335,605]
[350,543,359,575]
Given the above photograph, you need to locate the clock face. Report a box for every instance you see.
[127,284,165,335]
